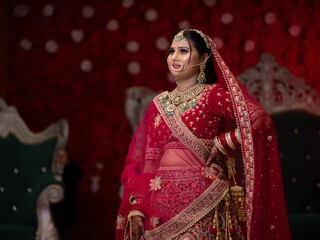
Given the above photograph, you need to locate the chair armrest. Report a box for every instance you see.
[36,184,64,240]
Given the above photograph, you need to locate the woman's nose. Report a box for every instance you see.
[171,52,178,60]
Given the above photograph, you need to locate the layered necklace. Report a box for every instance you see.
[160,83,206,115]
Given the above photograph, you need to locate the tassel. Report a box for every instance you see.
[210,206,222,240]
[224,194,232,240]
[230,185,246,222]
[226,156,246,222]
[226,157,236,178]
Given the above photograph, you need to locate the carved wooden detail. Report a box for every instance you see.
[238,53,320,116]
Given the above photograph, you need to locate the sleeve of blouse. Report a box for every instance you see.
[208,85,241,153]
[208,85,234,120]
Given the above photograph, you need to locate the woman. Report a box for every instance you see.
[116,29,291,240]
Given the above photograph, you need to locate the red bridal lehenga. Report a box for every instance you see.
[116,33,291,240]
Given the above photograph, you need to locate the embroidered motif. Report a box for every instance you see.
[201,165,219,180]
[133,148,143,158]
[146,147,161,160]
[116,215,126,230]
[149,176,162,191]
[179,232,197,240]
[129,193,137,205]
[154,114,161,128]
[150,216,160,228]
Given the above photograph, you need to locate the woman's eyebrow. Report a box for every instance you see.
[169,46,190,50]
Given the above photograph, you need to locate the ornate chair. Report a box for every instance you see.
[124,86,158,132]
[238,53,320,240]
[0,98,69,240]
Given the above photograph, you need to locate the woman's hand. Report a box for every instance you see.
[130,216,144,240]
[206,144,218,166]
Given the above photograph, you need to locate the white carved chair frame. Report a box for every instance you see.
[0,98,69,240]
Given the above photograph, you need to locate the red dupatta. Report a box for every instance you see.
[209,37,291,239]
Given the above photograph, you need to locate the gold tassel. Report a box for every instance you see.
[226,156,246,223]
[224,194,233,240]
[226,157,236,178]
[213,205,221,240]
[230,184,246,222]
[210,205,224,240]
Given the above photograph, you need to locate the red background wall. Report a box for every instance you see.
[4,0,320,239]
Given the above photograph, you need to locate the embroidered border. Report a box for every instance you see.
[144,178,228,239]
[211,44,255,237]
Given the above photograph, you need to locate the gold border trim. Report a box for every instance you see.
[144,179,228,239]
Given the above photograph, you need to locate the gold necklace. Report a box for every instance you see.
[169,83,205,105]
[162,83,206,115]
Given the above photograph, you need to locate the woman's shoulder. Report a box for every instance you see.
[205,83,229,95]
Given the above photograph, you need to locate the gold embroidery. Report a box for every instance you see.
[129,193,137,205]
[201,165,219,180]
[149,176,162,191]
[154,114,161,128]
[150,217,160,228]
[116,215,126,230]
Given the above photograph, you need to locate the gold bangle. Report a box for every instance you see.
[128,210,145,239]
[225,132,236,150]
[235,128,242,144]
[128,210,145,220]
[214,136,227,155]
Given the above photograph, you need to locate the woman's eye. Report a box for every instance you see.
[168,49,174,54]
[180,49,188,54]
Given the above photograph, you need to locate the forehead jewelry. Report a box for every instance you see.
[174,30,185,41]
[174,29,211,50]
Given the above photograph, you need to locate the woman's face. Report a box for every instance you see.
[167,38,202,81]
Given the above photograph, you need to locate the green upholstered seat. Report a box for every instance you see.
[0,98,68,240]
[272,112,320,240]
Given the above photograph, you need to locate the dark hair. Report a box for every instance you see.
[180,29,217,84]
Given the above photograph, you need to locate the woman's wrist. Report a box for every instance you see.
[225,131,236,150]
[128,210,145,220]
[214,136,228,155]
[215,128,242,155]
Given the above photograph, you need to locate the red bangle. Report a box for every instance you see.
[225,132,236,150]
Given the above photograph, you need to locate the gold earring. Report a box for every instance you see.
[198,61,206,83]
